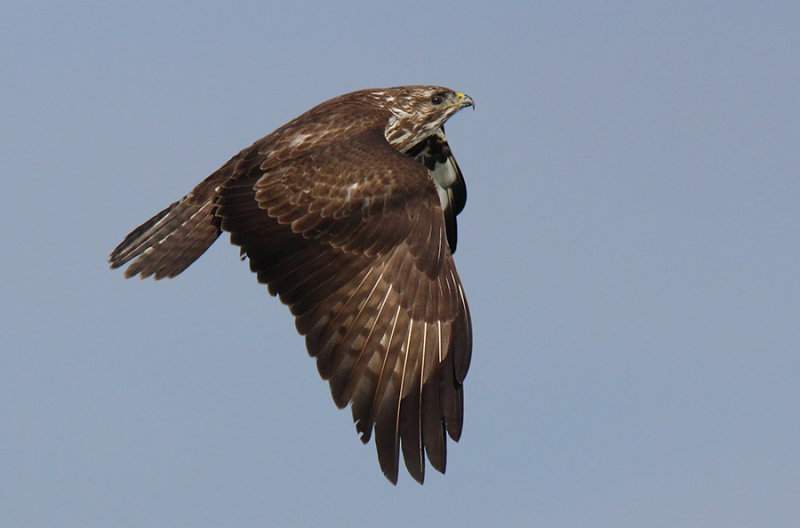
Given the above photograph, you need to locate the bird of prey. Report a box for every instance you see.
[109,86,474,484]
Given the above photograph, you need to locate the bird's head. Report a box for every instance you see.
[368,86,474,151]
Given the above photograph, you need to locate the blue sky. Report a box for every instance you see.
[3,2,799,526]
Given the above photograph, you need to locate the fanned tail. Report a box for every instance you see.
[109,197,221,279]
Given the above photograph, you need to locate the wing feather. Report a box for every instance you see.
[216,126,471,483]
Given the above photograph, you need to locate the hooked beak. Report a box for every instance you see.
[453,92,475,110]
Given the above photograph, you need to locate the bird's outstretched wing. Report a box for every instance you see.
[216,127,472,484]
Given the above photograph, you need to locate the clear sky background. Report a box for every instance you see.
[3,2,799,527]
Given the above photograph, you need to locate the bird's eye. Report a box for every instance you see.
[431,93,445,105]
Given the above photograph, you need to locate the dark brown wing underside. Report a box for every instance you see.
[216,129,472,483]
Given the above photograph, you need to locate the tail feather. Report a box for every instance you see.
[109,197,221,279]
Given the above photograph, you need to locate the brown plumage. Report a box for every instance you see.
[109,86,473,484]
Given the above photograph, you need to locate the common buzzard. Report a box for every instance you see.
[109,86,474,484]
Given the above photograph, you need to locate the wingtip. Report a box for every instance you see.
[382,467,399,486]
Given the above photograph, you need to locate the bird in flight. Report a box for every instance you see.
[109,86,474,484]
